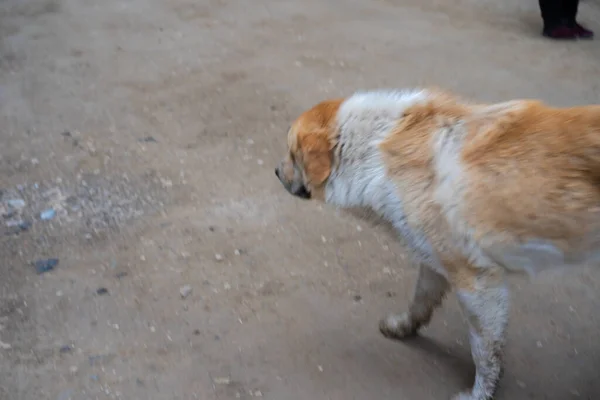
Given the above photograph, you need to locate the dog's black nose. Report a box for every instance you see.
[275,168,279,178]
[292,184,311,199]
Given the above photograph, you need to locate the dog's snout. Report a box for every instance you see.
[292,184,311,199]
[275,168,280,178]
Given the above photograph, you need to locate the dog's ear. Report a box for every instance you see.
[297,129,332,186]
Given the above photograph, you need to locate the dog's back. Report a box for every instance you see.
[465,101,600,274]
[381,96,600,275]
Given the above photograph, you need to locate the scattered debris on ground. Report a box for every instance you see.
[34,258,59,274]
[179,284,193,299]
[1,175,167,239]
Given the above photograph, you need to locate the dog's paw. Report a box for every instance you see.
[379,313,418,340]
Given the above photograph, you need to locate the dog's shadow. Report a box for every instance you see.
[374,333,600,399]
[387,334,475,387]
[400,334,472,368]
[315,329,476,398]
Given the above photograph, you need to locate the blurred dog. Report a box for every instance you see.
[275,88,600,400]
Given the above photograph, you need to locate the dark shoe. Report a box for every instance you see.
[573,22,594,39]
[543,25,577,39]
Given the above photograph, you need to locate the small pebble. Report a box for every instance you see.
[234,249,241,256]
[96,287,109,296]
[353,294,362,302]
[40,208,56,220]
[34,258,59,274]
[138,136,157,143]
[6,199,25,210]
[213,377,231,385]
[179,285,193,299]
[60,345,74,354]
[5,219,24,227]
[115,272,128,279]
[18,220,31,230]
[88,355,110,366]
[214,253,224,262]
[193,329,201,335]
[5,220,30,235]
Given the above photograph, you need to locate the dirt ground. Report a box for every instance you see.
[1,0,600,399]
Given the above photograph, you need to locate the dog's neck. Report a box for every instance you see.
[322,89,444,269]
[324,89,427,221]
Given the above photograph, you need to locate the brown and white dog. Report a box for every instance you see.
[275,88,600,400]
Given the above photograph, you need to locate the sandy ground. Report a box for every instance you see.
[1,0,600,399]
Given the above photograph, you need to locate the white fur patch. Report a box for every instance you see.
[325,89,445,272]
[337,89,427,124]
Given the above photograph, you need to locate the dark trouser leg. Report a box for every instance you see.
[562,0,580,25]
[539,0,563,30]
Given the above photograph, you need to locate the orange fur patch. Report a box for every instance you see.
[290,98,344,187]
[462,102,600,244]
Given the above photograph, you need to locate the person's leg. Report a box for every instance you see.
[539,0,577,39]
[539,0,562,29]
[562,0,579,23]
[563,0,594,38]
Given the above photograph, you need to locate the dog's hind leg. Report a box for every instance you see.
[380,264,449,339]
[451,268,509,400]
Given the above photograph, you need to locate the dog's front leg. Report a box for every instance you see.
[452,268,509,400]
[380,264,449,339]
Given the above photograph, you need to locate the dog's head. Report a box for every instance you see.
[275,99,343,201]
